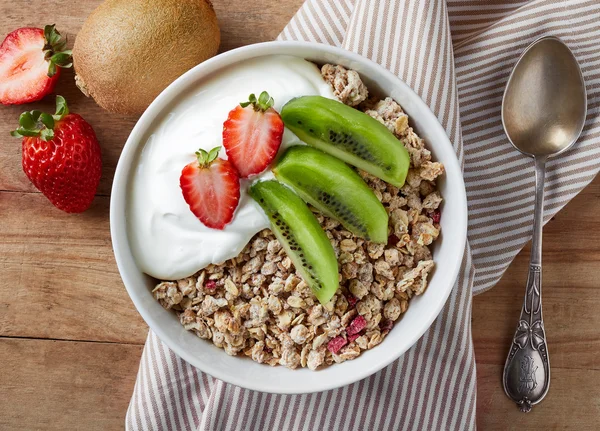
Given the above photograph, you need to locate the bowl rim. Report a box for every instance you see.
[110,40,468,394]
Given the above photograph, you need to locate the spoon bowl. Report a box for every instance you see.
[502,36,587,157]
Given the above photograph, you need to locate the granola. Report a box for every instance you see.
[152,64,444,370]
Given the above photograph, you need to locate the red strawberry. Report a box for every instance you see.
[180,146,240,229]
[346,315,367,336]
[222,91,284,178]
[327,336,348,354]
[11,96,102,213]
[348,333,361,343]
[0,25,72,105]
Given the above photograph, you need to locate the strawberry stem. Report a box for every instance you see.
[240,91,274,112]
[43,24,72,77]
[10,96,69,141]
[195,146,221,168]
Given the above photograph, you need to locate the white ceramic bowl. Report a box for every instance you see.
[110,41,467,394]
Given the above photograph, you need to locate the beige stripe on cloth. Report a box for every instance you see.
[125,1,600,429]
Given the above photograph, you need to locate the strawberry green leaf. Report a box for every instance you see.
[207,147,220,163]
[43,24,72,77]
[11,96,68,140]
[257,91,274,111]
[43,24,55,45]
[39,113,55,130]
[195,148,209,166]
[53,95,69,120]
[50,51,73,68]
[19,111,41,130]
[11,128,41,138]
[241,91,274,112]
[240,93,257,108]
[47,62,57,78]
[194,147,222,168]
[40,128,55,141]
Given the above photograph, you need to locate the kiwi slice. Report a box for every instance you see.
[273,146,388,243]
[249,180,339,304]
[281,95,410,187]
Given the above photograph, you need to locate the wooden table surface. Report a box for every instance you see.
[1,1,599,430]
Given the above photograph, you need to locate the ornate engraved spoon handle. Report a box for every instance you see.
[502,157,550,412]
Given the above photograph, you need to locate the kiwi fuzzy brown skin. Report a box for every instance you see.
[73,0,220,115]
[281,96,410,187]
[273,146,389,243]
[249,180,339,305]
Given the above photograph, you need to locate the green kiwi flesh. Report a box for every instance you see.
[281,95,410,187]
[249,180,339,304]
[273,146,388,243]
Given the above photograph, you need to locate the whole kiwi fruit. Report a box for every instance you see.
[73,0,220,115]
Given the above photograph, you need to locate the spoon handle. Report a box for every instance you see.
[502,157,550,412]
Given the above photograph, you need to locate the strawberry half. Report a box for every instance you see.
[11,96,102,213]
[180,147,241,230]
[222,91,284,178]
[0,24,72,105]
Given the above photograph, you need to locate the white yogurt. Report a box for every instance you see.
[128,55,335,280]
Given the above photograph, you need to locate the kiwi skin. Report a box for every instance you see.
[73,0,220,115]
[273,146,389,243]
[281,96,410,187]
[249,180,339,305]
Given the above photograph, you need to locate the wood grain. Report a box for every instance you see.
[0,192,147,344]
[0,338,143,431]
[473,177,600,427]
[477,364,600,430]
[0,0,599,429]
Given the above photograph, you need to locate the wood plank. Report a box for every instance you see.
[0,0,304,196]
[473,176,600,426]
[0,192,147,344]
[473,176,600,371]
[476,364,600,430]
[0,337,143,431]
[473,250,600,371]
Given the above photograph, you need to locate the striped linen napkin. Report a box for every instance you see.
[126,1,600,429]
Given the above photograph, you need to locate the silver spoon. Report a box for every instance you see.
[501,36,586,412]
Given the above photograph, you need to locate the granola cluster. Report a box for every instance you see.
[152,64,444,370]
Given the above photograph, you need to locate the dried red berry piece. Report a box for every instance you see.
[346,295,358,308]
[346,315,367,336]
[380,319,394,333]
[327,336,348,354]
[205,280,217,291]
[431,209,441,224]
[348,333,360,343]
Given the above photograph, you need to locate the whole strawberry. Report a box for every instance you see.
[11,96,102,213]
[0,24,72,105]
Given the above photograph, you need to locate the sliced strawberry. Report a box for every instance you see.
[222,91,284,178]
[0,25,72,105]
[180,146,241,230]
[327,336,348,354]
[346,315,367,336]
